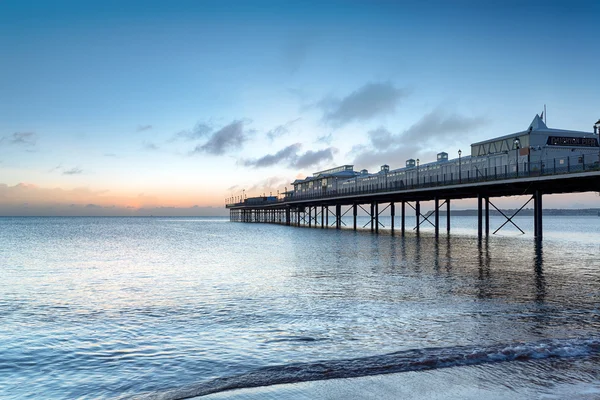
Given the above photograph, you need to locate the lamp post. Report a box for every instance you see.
[416,159,420,186]
[243,189,245,201]
[458,149,462,183]
[595,120,600,165]
[514,138,521,177]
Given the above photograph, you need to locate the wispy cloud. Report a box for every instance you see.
[282,35,312,74]
[48,164,63,173]
[172,122,214,142]
[241,143,336,170]
[48,164,85,175]
[266,118,301,141]
[315,133,333,145]
[136,125,153,132]
[143,141,159,151]
[292,148,336,169]
[192,120,250,156]
[248,176,289,194]
[63,167,84,175]
[318,82,409,126]
[1,132,38,146]
[350,109,487,170]
[243,143,302,168]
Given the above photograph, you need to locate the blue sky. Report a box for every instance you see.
[1,0,599,215]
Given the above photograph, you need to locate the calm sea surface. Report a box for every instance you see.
[1,216,599,399]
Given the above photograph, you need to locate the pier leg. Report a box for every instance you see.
[446,199,450,234]
[485,197,490,237]
[434,197,439,238]
[309,206,312,228]
[353,204,357,230]
[390,202,395,235]
[336,204,341,229]
[321,206,324,229]
[375,202,379,233]
[415,201,420,235]
[534,190,543,240]
[401,201,406,236]
[326,206,329,228]
[477,195,483,240]
[286,208,290,226]
[370,203,375,232]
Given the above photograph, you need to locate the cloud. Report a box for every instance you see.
[248,176,289,194]
[266,118,301,141]
[319,82,409,126]
[292,147,336,169]
[49,165,84,175]
[192,120,249,155]
[241,143,335,170]
[367,127,393,150]
[282,36,312,74]
[243,143,302,168]
[350,109,487,170]
[402,109,487,143]
[172,122,214,142]
[48,164,63,173]
[2,132,38,146]
[136,125,152,132]
[143,141,159,151]
[315,133,333,145]
[63,167,83,175]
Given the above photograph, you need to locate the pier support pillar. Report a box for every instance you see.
[336,204,341,229]
[415,201,420,235]
[353,204,357,230]
[534,190,543,240]
[370,202,375,232]
[477,194,483,239]
[326,206,329,228]
[401,201,406,236]
[390,202,395,234]
[308,206,312,228]
[286,208,290,226]
[434,197,439,238]
[485,197,490,237]
[321,206,325,229]
[375,202,379,233]
[446,199,451,234]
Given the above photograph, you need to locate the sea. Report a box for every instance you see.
[1,215,599,399]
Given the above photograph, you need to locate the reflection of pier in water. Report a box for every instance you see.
[227,169,600,241]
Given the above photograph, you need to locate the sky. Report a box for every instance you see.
[1,0,599,216]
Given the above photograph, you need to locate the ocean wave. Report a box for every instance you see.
[135,337,600,400]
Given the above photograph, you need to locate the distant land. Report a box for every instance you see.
[435,208,600,216]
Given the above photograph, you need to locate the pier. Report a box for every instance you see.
[227,116,600,241]
[227,159,600,241]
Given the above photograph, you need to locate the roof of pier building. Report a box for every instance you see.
[470,114,597,157]
[291,165,358,186]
